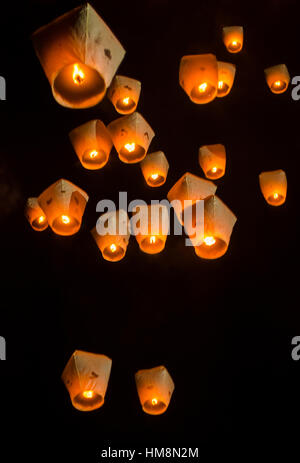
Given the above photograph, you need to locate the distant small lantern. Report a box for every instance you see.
[135,365,175,415]
[107,112,155,163]
[179,54,218,104]
[38,179,89,236]
[222,26,244,53]
[69,119,112,170]
[32,3,125,108]
[140,151,169,187]
[108,75,141,114]
[193,195,237,259]
[217,62,236,97]
[25,197,48,231]
[259,169,287,206]
[198,144,226,179]
[91,209,130,262]
[167,172,217,225]
[264,64,290,94]
[62,350,112,412]
[132,204,169,254]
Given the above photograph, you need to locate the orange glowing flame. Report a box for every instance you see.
[198,83,208,93]
[274,80,282,88]
[82,390,94,399]
[110,244,117,253]
[152,398,158,406]
[218,81,224,89]
[151,173,159,180]
[231,40,237,47]
[38,215,45,224]
[124,143,136,152]
[61,215,70,224]
[211,167,217,173]
[123,97,130,105]
[89,150,98,159]
[73,64,85,85]
[204,236,216,246]
[150,236,156,244]
[273,192,279,199]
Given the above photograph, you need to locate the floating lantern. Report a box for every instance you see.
[108,75,141,114]
[259,169,287,206]
[192,195,237,259]
[135,365,174,415]
[32,3,125,108]
[25,197,48,231]
[91,209,130,262]
[131,204,169,254]
[107,112,154,163]
[217,62,236,97]
[198,144,226,179]
[179,54,218,104]
[62,350,112,412]
[167,172,217,225]
[222,26,244,53]
[38,179,88,236]
[264,64,290,94]
[69,120,112,170]
[140,151,169,187]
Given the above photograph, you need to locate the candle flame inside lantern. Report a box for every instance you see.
[82,390,94,399]
[218,81,224,89]
[123,97,130,105]
[211,167,217,173]
[198,83,208,93]
[38,215,45,223]
[273,192,279,199]
[61,215,71,224]
[73,64,85,85]
[204,236,216,246]
[150,236,156,244]
[151,173,159,180]
[274,81,282,88]
[89,150,98,159]
[110,244,117,253]
[152,398,158,406]
[124,143,136,153]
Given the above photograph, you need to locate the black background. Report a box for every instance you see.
[0,0,299,460]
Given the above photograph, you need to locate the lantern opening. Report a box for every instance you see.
[206,167,224,179]
[140,236,165,254]
[195,237,227,259]
[191,82,216,103]
[116,97,136,113]
[217,81,229,97]
[32,216,48,231]
[52,215,80,236]
[53,62,106,108]
[228,40,241,52]
[119,143,145,163]
[143,399,167,415]
[82,149,108,169]
[147,173,165,187]
[73,391,104,410]
[103,244,125,262]
[267,193,285,206]
[271,80,287,93]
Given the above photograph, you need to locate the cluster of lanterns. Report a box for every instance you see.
[62,350,174,415]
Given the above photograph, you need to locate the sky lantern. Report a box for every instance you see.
[91,209,130,262]
[107,112,155,163]
[192,195,237,259]
[140,151,169,187]
[167,172,217,225]
[62,350,112,412]
[217,61,236,97]
[222,26,244,53]
[132,204,169,254]
[38,179,89,236]
[264,64,290,94]
[32,3,125,108]
[179,54,218,104]
[108,75,141,114]
[69,119,113,170]
[135,366,174,415]
[25,197,48,231]
[259,169,287,206]
[198,144,226,179]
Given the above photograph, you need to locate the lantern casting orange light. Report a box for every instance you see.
[179,54,218,104]
[198,144,226,179]
[108,75,141,114]
[222,26,244,53]
[259,169,287,206]
[135,366,175,415]
[264,64,290,94]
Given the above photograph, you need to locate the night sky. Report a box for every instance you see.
[0,0,299,460]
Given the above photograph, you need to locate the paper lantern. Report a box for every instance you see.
[38,179,89,236]
[192,195,237,259]
[264,64,290,94]
[69,120,112,170]
[140,151,169,187]
[222,26,244,53]
[198,144,226,179]
[62,350,112,412]
[25,197,48,231]
[32,3,125,108]
[167,172,217,225]
[108,75,141,114]
[259,169,287,206]
[131,204,169,254]
[107,112,155,163]
[91,209,130,262]
[179,54,218,104]
[135,365,174,415]
[217,61,236,97]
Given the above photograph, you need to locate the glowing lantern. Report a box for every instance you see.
[140,151,169,187]
[107,112,154,163]
[264,64,290,94]
[217,62,236,97]
[108,75,141,114]
[25,197,48,231]
[38,179,88,236]
[69,120,113,170]
[32,3,125,108]
[222,26,244,53]
[198,144,226,179]
[62,350,112,412]
[167,172,217,225]
[135,366,174,415]
[259,169,287,206]
[91,209,130,262]
[179,54,218,104]
[192,195,237,259]
[131,204,169,254]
